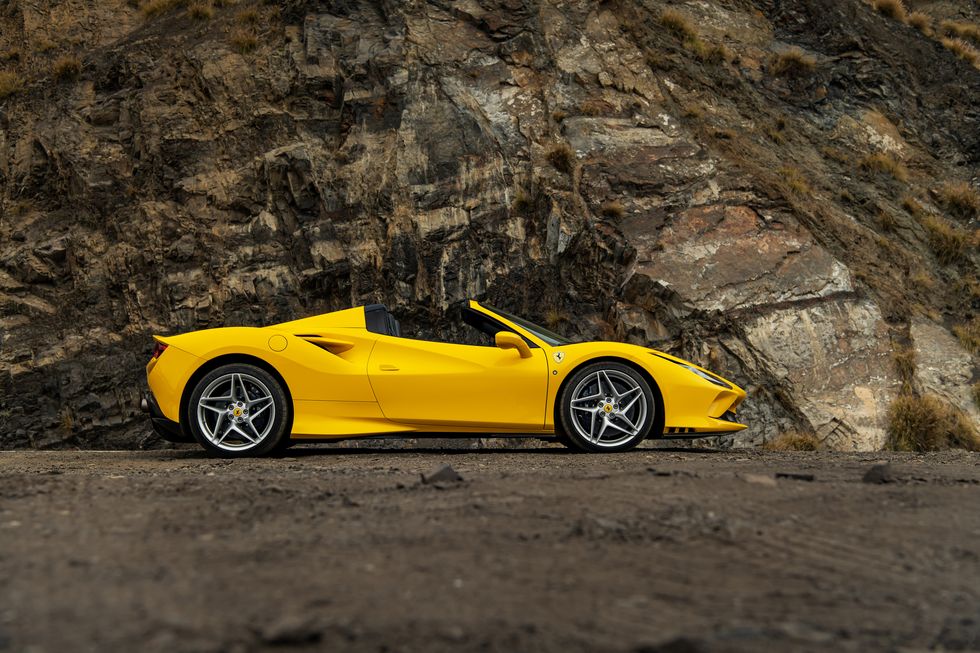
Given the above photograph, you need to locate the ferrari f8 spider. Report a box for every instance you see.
[142,300,747,456]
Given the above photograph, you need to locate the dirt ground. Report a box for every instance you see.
[0,445,978,653]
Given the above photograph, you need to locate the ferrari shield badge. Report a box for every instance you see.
[553,351,565,363]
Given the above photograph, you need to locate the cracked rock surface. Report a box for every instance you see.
[0,0,977,449]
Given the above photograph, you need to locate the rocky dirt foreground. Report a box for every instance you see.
[1,447,978,652]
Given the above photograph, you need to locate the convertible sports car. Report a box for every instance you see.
[142,300,747,457]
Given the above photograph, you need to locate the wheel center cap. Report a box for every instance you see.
[602,403,614,414]
[232,407,243,417]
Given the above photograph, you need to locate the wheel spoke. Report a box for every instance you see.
[609,413,637,435]
[248,396,274,418]
[200,394,233,405]
[213,413,229,443]
[231,374,244,401]
[571,392,602,405]
[200,403,225,415]
[617,386,641,402]
[619,393,642,415]
[595,417,610,443]
[598,371,613,397]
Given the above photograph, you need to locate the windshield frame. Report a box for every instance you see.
[482,304,573,347]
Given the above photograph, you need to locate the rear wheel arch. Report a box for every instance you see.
[552,356,665,437]
[180,354,295,436]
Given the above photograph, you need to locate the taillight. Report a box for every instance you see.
[152,342,168,360]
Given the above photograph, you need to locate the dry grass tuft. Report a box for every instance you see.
[886,394,979,452]
[236,7,259,24]
[600,201,625,219]
[551,110,567,123]
[901,195,926,218]
[545,308,569,329]
[141,0,186,17]
[942,38,980,66]
[921,215,969,265]
[581,97,614,117]
[512,189,532,213]
[546,143,576,174]
[952,318,980,356]
[660,9,697,41]
[859,152,908,182]
[0,49,20,63]
[940,20,980,45]
[779,166,812,196]
[52,56,81,81]
[770,47,816,77]
[188,2,213,19]
[762,431,821,451]
[907,11,932,35]
[892,346,916,391]
[659,9,727,63]
[937,182,980,220]
[872,0,907,23]
[230,27,258,54]
[0,70,24,98]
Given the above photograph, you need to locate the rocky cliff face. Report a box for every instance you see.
[0,0,977,449]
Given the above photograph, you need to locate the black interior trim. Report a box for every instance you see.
[461,307,537,348]
[364,304,401,337]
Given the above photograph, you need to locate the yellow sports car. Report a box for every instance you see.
[142,300,746,456]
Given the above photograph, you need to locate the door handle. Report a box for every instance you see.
[379,364,399,371]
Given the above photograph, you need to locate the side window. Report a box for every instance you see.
[461,309,537,348]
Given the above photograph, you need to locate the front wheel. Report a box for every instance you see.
[556,362,657,453]
[186,364,291,458]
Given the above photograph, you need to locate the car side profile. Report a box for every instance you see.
[142,300,747,457]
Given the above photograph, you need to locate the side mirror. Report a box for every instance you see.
[495,332,532,358]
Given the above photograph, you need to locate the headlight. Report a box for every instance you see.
[678,363,731,388]
[651,352,732,389]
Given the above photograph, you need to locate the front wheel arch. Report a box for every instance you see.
[179,354,295,439]
[552,356,665,439]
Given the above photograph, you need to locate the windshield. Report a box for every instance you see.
[484,305,573,346]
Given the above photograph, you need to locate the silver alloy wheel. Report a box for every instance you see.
[196,372,276,451]
[569,369,648,447]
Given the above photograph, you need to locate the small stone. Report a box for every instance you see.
[421,465,463,484]
[260,615,322,645]
[862,463,895,484]
[743,473,777,487]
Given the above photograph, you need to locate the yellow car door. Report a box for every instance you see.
[367,335,549,429]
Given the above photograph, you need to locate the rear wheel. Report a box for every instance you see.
[557,362,656,453]
[186,364,290,458]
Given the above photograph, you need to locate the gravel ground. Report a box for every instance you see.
[1,446,978,653]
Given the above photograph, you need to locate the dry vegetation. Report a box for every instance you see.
[921,215,969,265]
[599,201,625,219]
[188,2,213,19]
[546,143,576,174]
[942,38,980,67]
[770,47,816,77]
[52,56,81,81]
[0,70,23,98]
[938,182,980,220]
[859,152,909,182]
[872,0,907,23]
[659,9,728,63]
[230,27,258,54]
[140,0,187,17]
[892,346,916,391]
[940,20,980,45]
[762,431,820,451]
[886,394,979,451]
[953,318,980,355]
[778,166,812,196]
[907,12,932,35]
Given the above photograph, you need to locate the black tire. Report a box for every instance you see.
[186,363,291,458]
[556,361,657,453]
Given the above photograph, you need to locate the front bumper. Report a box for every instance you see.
[140,391,194,443]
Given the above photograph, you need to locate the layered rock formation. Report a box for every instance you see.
[0,0,977,449]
